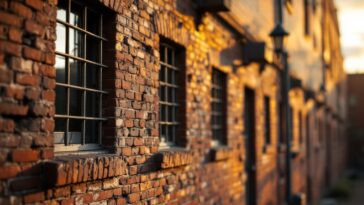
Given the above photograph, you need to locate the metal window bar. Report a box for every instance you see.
[159,43,180,145]
[211,68,226,145]
[54,0,107,150]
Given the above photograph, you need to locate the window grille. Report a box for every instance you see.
[54,0,107,152]
[159,43,181,146]
[211,68,227,145]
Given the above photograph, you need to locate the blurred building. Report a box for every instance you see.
[0,0,346,205]
[347,74,364,169]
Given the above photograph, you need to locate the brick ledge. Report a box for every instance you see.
[158,148,194,169]
[44,154,127,187]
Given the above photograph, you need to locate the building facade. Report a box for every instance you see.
[0,0,346,205]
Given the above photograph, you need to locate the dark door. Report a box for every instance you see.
[306,115,312,204]
[244,87,257,205]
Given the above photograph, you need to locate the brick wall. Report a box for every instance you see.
[0,0,347,205]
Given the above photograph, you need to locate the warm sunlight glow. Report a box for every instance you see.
[336,0,364,73]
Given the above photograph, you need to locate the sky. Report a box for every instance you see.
[335,0,364,73]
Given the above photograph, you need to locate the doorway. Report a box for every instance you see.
[244,87,257,205]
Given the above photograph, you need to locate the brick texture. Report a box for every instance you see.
[0,0,346,205]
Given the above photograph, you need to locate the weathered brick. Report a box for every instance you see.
[12,149,39,162]
[23,47,43,61]
[25,20,44,36]
[25,0,43,10]
[10,2,32,19]
[0,102,28,116]
[16,73,39,86]
[24,192,45,204]
[0,11,22,27]
[8,28,23,43]
[0,164,21,179]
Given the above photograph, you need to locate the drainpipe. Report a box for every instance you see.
[276,0,293,204]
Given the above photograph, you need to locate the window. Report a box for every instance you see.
[264,96,271,146]
[211,68,227,146]
[159,40,185,147]
[298,111,303,145]
[54,0,111,152]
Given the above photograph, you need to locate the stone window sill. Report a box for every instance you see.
[157,147,194,169]
[43,153,127,187]
[209,145,232,161]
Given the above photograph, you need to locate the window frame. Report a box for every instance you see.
[158,39,186,148]
[264,96,271,147]
[54,0,110,153]
[210,67,227,146]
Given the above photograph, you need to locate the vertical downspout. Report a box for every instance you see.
[277,0,293,204]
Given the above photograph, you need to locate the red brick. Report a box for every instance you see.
[61,198,74,205]
[36,12,49,26]
[0,40,21,56]
[54,186,71,198]
[0,11,22,27]
[121,147,132,156]
[45,53,55,65]
[41,149,54,159]
[25,88,41,100]
[0,69,13,84]
[24,192,45,204]
[25,0,43,10]
[5,85,24,100]
[0,102,28,116]
[98,189,114,201]
[41,118,54,131]
[10,2,33,19]
[25,20,44,36]
[42,90,55,101]
[16,73,39,86]
[0,119,15,133]
[12,149,39,162]
[72,183,86,194]
[82,193,93,204]
[0,164,21,179]
[40,64,56,77]
[23,47,43,61]
[8,28,23,43]
[116,198,126,205]
[128,193,140,203]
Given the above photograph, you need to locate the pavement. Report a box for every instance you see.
[338,176,364,205]
[321,173,364,205]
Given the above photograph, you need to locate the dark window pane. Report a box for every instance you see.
[160,85,165,101]
[54,119,66,144]
[86,120,99,144]
[86,92,100,117]
[56,23,66,53]
[69,28,84,57]
[70,2,83,28]
[160,105,166,121]
[87,9,100,35]
[56,86,67,114]
[86,36,100,62]
[70,89,83,116]
[68,119,83,144]
[86,64,100,89]
[69,59,83,86]
[167,47,173,65]
[159,66,165,82]
[55,55,66,83]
